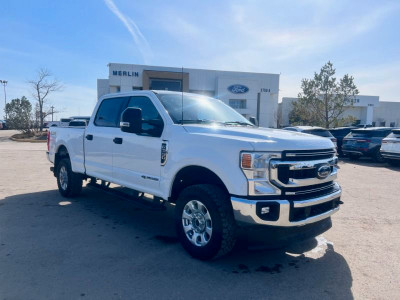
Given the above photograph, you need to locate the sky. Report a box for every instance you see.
[0,0,400,120]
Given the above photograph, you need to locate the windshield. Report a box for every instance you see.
[156,93,253,126]
[304,129,333,137]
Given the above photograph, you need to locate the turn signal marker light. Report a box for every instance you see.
[241,153,252,169]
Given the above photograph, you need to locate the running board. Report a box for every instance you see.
[86,181,167,211]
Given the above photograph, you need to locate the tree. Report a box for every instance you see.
[290,61,359,128]
[28,68,62,131]
[5,97,32,133]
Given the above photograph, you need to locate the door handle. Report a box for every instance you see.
[113,137,123,144]
[86,134,93,140]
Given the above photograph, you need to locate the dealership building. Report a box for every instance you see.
[279,96,400,128]
[97,63,280,127]
[97,63,399,128]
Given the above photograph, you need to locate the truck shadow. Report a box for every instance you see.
[0,187,353,299]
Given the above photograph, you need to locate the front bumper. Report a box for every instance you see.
[231,186,341,227]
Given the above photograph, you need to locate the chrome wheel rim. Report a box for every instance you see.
[59,166,68,190]
[182,200,212,247]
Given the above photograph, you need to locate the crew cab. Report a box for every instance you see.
[47,91,342,259]
[381,129,400,166]
[342,127,395,162]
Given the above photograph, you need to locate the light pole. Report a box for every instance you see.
[0,80,7,120]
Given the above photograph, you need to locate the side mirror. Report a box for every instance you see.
[120,108,142,134]
[249,116,258,126]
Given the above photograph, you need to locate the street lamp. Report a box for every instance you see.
[0,80,7,120]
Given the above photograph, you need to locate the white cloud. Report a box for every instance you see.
[103,0,152,63]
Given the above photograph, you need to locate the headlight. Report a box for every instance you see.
[240,152,281,195]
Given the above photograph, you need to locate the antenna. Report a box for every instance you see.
[181,66,184,125]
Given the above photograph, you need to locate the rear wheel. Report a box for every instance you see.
[175,184,237,260]
[373,149,385,163]
[56,158,83,197]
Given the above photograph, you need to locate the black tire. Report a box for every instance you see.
[56,158,83,197]
[175,184,237,260]
[373,149,385,163]
[388,159,400,167]
[349,154,360,160]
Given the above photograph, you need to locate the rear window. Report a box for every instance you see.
[60,118,72,123]
[95,97,128,127]
[304,129,333,137]
[351,129,391,138]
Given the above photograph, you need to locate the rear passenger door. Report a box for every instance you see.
[84,97,128,181]
[112,95,165,196]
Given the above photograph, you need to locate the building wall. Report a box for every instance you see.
[97,63,280,127]
[373,102,400,127]
[279,95,396,127]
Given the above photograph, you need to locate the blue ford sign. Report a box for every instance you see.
[227,84,249,94]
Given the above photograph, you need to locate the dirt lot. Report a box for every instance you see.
[0,129,399,299]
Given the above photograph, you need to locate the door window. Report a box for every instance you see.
[95,97,127,127]
[127,96,164,137]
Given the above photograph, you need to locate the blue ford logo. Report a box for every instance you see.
[228,84,249,94]
[317,164,331,179]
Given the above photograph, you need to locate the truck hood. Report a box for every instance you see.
[184,125,334,151]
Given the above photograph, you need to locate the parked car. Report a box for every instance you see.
[283,126,337,148]
[342,127,395,162]
[47,91,341,260]
[381,129,400,166]
[68,119,88,127]
[329,127,356,156]
[0,120,7,130]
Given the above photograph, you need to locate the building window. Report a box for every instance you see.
[380,121,386,127]
[390,122,396,127]
[372,121,376,127]
[132,86,142,90]
[229,99,247,109]
[116,86,121,93]
[149,79,182,91]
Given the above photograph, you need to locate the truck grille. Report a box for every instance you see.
[282,149,336,161]
[270,149,338,198]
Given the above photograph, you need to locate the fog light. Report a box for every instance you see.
[256,202,280,221]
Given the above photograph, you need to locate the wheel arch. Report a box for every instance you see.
[54,144,70,175]
[168,165,229,203]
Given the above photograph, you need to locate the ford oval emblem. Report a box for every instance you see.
[228,84,249,94]
[317,164,331,179]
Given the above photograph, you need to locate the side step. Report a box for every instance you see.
[86,181,167,211]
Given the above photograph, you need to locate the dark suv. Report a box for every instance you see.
[342,127,395,162]
[329,127,356,156]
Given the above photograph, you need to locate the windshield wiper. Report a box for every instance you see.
[223,121,254,127]
[181,119,223,124]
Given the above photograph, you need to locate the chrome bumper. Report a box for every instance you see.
[231,186,341,227]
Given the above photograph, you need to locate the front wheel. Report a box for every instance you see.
[175,184,237,260]
[56,158,83,197]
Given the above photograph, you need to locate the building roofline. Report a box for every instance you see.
[107,62,280,77]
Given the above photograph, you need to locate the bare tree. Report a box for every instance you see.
[28,68,63,131]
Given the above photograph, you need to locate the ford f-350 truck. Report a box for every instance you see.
[47,90,341,259]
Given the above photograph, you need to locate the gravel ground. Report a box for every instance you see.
[0,129,399,299]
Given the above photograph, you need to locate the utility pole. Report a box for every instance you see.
[51,106,54,121]
[0,80,7,120]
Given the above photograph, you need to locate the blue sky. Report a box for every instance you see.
[1,0,399,119]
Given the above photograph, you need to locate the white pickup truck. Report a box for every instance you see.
[47,90,342,259]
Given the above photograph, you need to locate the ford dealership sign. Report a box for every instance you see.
[228,84,249,94]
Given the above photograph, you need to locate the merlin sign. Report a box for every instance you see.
[227,84,249,94]
[112,70,139,77]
